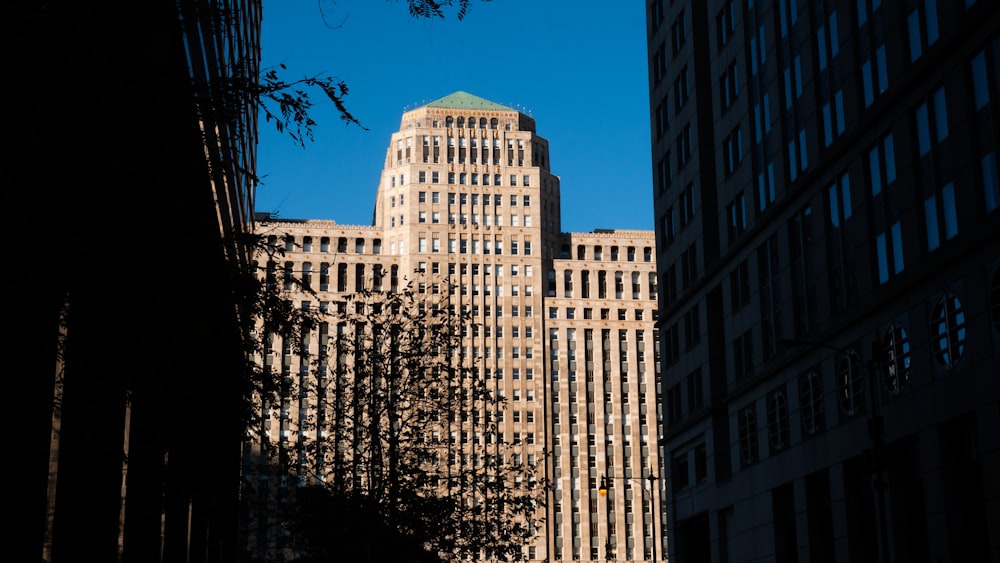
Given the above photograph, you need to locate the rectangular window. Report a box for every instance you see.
[915,87,949,157]
[983,152,999,212]
[716,0,735,47]
[924,182,958,251]
[971,50,990,111]
[683,304,700,351]
[680,183,695,227]
[822,90,846,147]
[733,329,753,380]
[727,191,747,243]
[677,124,693,168]
[671,11,686,55]
[674,67,690,112]
[875,220,904,285]
[724,127,743,176]
[827,172,855,312]
[757,235,781,360]
[869,133,897,196]
[907,0,939,62]
[757,163,776,213]
[720,60,740,111]
[730,259,751,312]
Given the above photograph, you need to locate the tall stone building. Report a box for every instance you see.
[647,0,999,561]
[250,92,664,561]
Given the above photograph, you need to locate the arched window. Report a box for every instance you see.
[767,391,789,449]
[799,371,823,434]
[456,116,465,128]
[882,324,911,394]
[837,350,865,416]
[479,117,487,128]
[931,293,966,368]
[490,117,498,129]
[446,115,454,127]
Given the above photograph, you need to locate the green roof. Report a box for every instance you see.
[425,91,512,111]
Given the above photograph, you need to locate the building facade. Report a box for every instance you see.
[250,92,665,561]
[13,1,261,561]
[647,0,999,562]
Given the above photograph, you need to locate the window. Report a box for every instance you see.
[861,44,888,108]
[782,56,804,112]
[992,268,1000,334]
[767,391,790,450]
[787,128,808,181]
[799,371,823,435]
[970,50,991,112]
[984,152,999,213]
[789,207,816,336]
[924,182,958,251]
[816,10,840,71]
[683,304,700,351]
[720,60,740,111]
[680,183,695,226]
[758,235,781,360]
[875,221,904,285]
[716,0,735,47]
[726,192,747,243]
[671,11,686,55]
[756,163,776,212]
[656,153,672,193]
[752,94,772,143]
[730,259,750,312]
[837,350,864,416]
[733,329,753,380]
[931,293,966,368]
[750,22,767,76]
[723,127,743,176]
[882,324,911,394]
[660,207,676,248]
[674,67,690,112]
[827,173,856,311]
[738,407,758,465]
[821,90,846,147]
[675,124,693,171]
[682,239,705,291]
[914,87,949,158]
[907,0,939,63]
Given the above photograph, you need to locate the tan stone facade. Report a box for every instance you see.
[250,92,662,561]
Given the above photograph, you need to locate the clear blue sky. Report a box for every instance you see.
[255,0,653,233]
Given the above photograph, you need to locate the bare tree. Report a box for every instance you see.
[240,239,545,562]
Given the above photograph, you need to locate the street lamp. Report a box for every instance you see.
[779,338,890,563]
[598,471,663,562]
[599,474,611,562]
[646,470,659,562]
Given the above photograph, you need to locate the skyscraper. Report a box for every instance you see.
[249,92,664,561]
[647,0,999,561]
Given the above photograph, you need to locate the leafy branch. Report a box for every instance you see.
[257,65,368,148]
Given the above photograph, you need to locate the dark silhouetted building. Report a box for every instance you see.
[647,0,999,561]
[12,1,260,561]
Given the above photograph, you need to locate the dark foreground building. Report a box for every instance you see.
[11,1,260,561]
[647,0,999,561]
